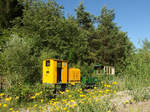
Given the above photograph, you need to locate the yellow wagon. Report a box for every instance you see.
[42,59,80,85]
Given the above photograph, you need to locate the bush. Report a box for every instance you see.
[1,35,40,86]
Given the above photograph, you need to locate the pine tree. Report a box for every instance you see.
[75,2,95,30]
[91,6,133,66]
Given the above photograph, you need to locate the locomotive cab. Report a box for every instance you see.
[42,59,80,85]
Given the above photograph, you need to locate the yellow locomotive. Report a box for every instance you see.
[42,59,80,85]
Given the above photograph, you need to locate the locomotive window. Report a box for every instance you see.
[46,60,50,66]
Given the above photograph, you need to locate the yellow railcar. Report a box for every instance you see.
[42,59,80,85]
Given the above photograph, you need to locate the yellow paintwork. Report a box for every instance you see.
[68,68,81,84]
[42,59,55,84]
[61,61,67,83]
[42,59,68,84]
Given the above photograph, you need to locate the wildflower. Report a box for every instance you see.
[124,100,129,104]
[5,97,12,101]
[41,99,44,103]
[69,105,73,108]
[39,91,43,94]
[112,81,117,85]
[80,95,85,97]
[107,85,111,88]
[35,92,40,96]
[30,96,36,99]
[69,95,72,98]
[94,87,97,89]
[114,90,116,94]
[0,103,1,107]
[60,91,64,94]
[66,90,69,93]
[106,89,110,92]
[104,84,107,87]
[9,108,13,111]
[51,98,55,101]
[3,104,7,107]
[73,104,77,107]
[80,91,83,94]
[0,93,4,97]
[71,100,74,102]
[64,107,67,110]
[71,83,75,85]
[34,104,37,107]
[56,107,59,110]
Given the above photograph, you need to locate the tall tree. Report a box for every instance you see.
[91,6,133,67]
[0,0,23,28]
[75,2,95,30]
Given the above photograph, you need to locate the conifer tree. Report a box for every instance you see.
[91,6,133,66]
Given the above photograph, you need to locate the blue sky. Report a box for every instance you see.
[55,0,150,48]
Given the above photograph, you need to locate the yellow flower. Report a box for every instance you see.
[41,99,44,103]
[39,91,43,94]
[9,108,13,111]
[114,90,116,94]
[112,81,117,85]
[80,91,83,94]
[106,89,110,92]
[124,100,129,104]
[94,87,97,89]
[5,97,12,101]
[73,104,77,107]
[104,84,107,87]
[3,104,7,107]
[0,93,4,97]
[69,95,72,98]
[0,103,1,107]
[60,91,64,94]
[64,107,67,110]
[69,105,73,108]
[30,96,36,99]
[35,92,40,96]
[71,100,74,102]
[34,104,37,107]
[80,94,85,97]
[107,85,111,88]
[66,90,69,92]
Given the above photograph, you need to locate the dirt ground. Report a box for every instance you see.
[110,90,150,112]
[117,100,150,112]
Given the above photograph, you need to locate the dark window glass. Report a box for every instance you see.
[46,60,50,66]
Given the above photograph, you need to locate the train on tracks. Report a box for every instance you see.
[42,59,115,88]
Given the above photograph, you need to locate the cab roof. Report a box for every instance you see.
[43,59,67,62]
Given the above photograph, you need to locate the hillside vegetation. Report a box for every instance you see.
[0,0,150,112]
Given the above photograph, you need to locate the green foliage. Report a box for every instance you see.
[0,0,135,96]
[75,2,95,30]
[95,6,133,67]
[130,87,150,102]
[7,83,54,103]
[1,35,40,85]
[0,0,23,28]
